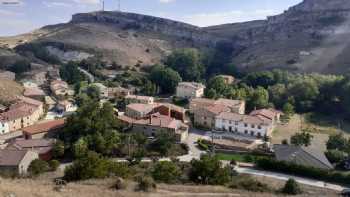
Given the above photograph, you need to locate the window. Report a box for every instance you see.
[244,130,248,134]
[251,124,255,128]
[258,125,262,129]
[250,131,255,136]
[244,123,248,127]
[235,128,238,132]
[229,120,232,124]
[235,122,238,125]
[222,119,226,123]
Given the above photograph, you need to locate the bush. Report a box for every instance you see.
[255,158,350,185]
[137,176,157,192]
[28,159,50,176]
[197,139,209,151]
[229,176,271,192]
[49,160,60,171]
[325,150,347,164]
[282,178,302,195]
[115,177,127,190]
[52,140,65,159]
[189,155,231,185]
[152,161,181,183]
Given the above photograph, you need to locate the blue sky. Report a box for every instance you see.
[0,0,302,36]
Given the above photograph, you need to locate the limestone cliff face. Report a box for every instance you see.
[70,11,219,46]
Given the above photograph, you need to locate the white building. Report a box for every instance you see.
[0,121,9,135]
[215,112,274,138]
[176,82,205,99]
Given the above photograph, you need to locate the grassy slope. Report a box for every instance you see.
[0,79,23,104]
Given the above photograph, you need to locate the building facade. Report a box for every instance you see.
[125,95,154,105]
[215,112,273,138]
[176,82,205,99]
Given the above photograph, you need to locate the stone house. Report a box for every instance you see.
[125,95,154,105]
[22,119,65,139]
[125,103,186,121]
[176,82,205,99]
[0,149,39,175]
[6,139,55,161]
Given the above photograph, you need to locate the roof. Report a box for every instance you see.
[125,95,154,101]
[159,103,186,113]
[217,112,272,125]
[178,82,205,90]
[22,119,65,135]
[250,108,283,120]
[126,103,158,113]
[0,149,30,166]
[0,97,42,121]
[24,87,45,97]
[190,98,244,110]
[134,113,186,131]
[7,139,54,154]
[195,104,231,116]
[216,99,244,107]
[274,144,333,170]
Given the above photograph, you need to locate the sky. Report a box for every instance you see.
[0,0,302,36]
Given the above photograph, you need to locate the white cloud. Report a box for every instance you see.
[0,0,23,6]
[43,1,71,7]
[72,0,100,4]
[181,9,280,27]
[159,0,175,4]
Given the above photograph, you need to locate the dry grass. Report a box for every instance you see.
[0,175,340,197]
[0,79,23,104]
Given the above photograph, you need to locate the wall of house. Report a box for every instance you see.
[193,112,216,130]
[0,122,9,134]
[176,86,204,99]
[18,151,39,175]
[215,118,273,138]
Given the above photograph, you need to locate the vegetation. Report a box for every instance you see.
[28,159,50,176]
[48,160,60,171]
[281,178,302,195]
[189,155,231,185]
[149,64,182,94]
[290,132,314,147]
[229,175,271,192]
[60,61,85,84]
[165,48,205,82]
[52,140,65,159]
[15,43,60,64]
[9,59,31,74]
[151,161,181,183]
[256,158,350,185]
[136,176,157,192]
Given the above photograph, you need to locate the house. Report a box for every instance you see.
[0,97,44,132]
[125,103,186,121]
[6,138,55,161]
[23,87,46,101]
[250,108,283,123]
[0,149,39,175]
[125,95,154,105]
[22,119,66,139]
[190,98,246,129]
[0,120,10,135]
[274,144,333,170]
[107,87,131,98]
[218,75,235,85]
[22,81,38,89]
[45,96,57,110]
[120,113,189,142]
[190,98,245,115]
[50,80,74,98]
[92,83,108,98]
[56,100,75,113]
[215,112,274,138]
[176,82,205,99]
[32,71,47,86]
[0,71,15,81]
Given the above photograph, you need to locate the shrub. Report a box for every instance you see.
[325,150,347,164]
[137,176,157,192]
[115,177,127,190]
[52,140,65,159]
[197,139,209,151]
[229,176,271,192]
[189,155,231,185]
[49,160,60,171]
[282,178,302,195]
[28,159,50,176]
[152,161,181,183]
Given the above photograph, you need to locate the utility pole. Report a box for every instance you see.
[118,0,121,11]
[101,0,105,11]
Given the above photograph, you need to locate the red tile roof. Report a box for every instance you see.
[22,119,65,135]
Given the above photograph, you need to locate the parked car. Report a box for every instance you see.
[341,189,350,197]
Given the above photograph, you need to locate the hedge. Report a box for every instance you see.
[255,158,350,185]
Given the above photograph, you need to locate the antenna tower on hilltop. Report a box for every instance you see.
[118,0,121,11]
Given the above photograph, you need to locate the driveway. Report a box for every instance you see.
[178,128,209,162]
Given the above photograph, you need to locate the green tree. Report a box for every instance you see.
[9,59,31,74]
[52,140,65,159]
[326,133,349,152]
[325,150,348,164]
[64,151,111,181]
[49,160,60,171]
[59,61,84,84]
[205,76,228,98]
[281,178,302,195]
[73,138,89,158]
[290,132,313,147]
[150,133,175,156]
[248,86,269,110]
[165,48,204,81]
[149,65,182,94]
[282,102,295,119]
[189,155,231,185]
[142,80,158,96]
[28,159,50,176]
[152,161,181,183]
[85,85,101,100]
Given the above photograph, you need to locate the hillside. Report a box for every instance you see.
[0,79,23,104]
[205,0,350,73]
[0,11,222,67]
[2,0,350,73]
